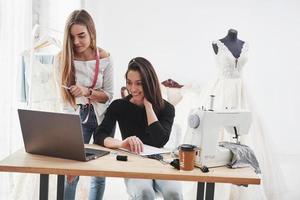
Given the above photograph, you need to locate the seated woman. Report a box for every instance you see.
[94,57,183,200]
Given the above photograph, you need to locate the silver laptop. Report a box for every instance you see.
[18,109,109,161]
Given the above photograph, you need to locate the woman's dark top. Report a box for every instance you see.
[93,95,175,148]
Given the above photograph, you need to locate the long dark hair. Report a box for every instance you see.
[126,57,165,113]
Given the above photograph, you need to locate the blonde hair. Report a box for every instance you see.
[60,9,97,108]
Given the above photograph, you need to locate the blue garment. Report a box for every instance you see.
[64,105,105,200]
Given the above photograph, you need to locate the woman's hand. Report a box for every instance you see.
[69,85,89,97]
[121,136,144,154]
[143,97,153,109]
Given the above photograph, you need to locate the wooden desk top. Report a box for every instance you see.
[0,144,260,185]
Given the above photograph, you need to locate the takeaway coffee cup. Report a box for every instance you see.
[179,144,196,171]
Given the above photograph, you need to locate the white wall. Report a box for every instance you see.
[85,0,300,155]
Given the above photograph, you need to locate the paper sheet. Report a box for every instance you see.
[119,144,171,156]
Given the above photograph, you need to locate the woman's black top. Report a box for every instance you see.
[93,95,175,148]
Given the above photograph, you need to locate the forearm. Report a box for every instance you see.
[103,137,123,148]
[89,89,109,103]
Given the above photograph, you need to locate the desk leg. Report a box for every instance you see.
[196,182,215,200]
[205,183,215,200]
[57,175,65,200]
[196,182,205,200]
[40,174,49,200]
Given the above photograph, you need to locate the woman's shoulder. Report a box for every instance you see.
[109,97,130,108]
[162,99,175,113]
[155,99,175,120]
[98,47,110,59]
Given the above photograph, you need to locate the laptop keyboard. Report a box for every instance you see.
[85,152,95,157]
[84,148,110,160]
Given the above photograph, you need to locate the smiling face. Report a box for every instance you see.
[70,24,92,54]
[126,70,144,105]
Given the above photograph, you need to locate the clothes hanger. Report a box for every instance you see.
[32,24,62,51]
[34,34,61,50]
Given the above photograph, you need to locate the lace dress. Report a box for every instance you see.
[177,40,286,200]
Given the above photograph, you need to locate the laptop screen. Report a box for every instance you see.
[18,109,88,161]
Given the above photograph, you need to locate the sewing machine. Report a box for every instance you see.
[183,108,252,168]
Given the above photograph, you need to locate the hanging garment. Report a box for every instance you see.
[20,51,62,111]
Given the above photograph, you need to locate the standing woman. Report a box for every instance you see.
[94,57,183,200]
[57,10,113,200]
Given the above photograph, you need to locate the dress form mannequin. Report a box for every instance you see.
[208,30,287,200]
[212,29,245,58]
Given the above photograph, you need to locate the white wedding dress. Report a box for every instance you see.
[176,40,286,200]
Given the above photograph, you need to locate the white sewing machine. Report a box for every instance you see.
[183,108,252,168]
